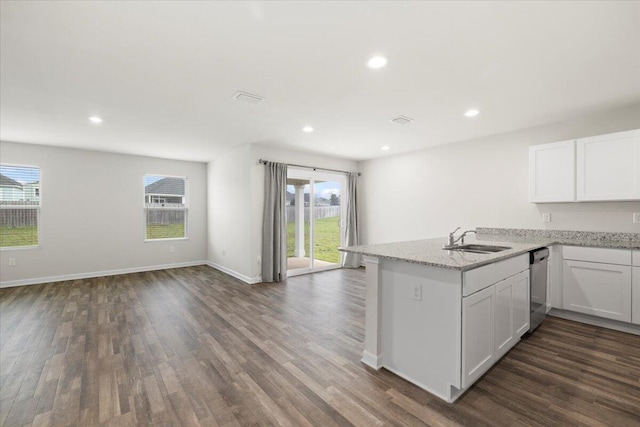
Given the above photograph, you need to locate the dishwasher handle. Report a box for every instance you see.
[530,247,549,264]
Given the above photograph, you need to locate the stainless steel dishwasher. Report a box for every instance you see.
[529,247,549,332]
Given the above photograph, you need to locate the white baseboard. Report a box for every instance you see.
[549,308,640,336]
[206,261,262,284]
[0,260,208,289]
[361,350,382,370]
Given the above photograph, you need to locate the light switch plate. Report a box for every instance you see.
[542,213,551,223]
[633,213,640,224]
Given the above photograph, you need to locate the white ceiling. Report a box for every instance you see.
[1,1,639,162]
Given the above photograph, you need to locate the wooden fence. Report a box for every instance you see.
[285,206,340,223]
[146,209,185,225]
[0,201,39,228]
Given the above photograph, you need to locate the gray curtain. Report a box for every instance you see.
[342,172,360,268]
[261,161,288,282]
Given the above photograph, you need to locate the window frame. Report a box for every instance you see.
[0,163,42,251]
[143,174,189,242]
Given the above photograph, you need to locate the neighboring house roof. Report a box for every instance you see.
[145,177,185,195]
[0,173,22,188]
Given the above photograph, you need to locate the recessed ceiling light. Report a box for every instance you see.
[367,56,388,69]
[302,126,314,133]
[464,109,480,117]
[381,145,390,151]
[88,116,103,124]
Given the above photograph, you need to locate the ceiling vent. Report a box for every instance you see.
[391,115,414,125]
[233,91,265,104]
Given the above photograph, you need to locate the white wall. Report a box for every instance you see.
[207,144,253,281]
[0,141,207,286]
[359,103,640,245]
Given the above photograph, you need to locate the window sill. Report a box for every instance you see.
[1,245,41,252]
[144,237,189,243]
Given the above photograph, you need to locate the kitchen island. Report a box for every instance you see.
[340,236,544,402]
[340,229,640,402]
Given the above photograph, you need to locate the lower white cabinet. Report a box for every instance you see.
[495,277,515,359]
[462,285,495,389]
[633,267,640,325]
[462,269,530,388]
[513,270,531,336]
[563,260,632,322]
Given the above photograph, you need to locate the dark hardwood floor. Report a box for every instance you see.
[1,266,639,426]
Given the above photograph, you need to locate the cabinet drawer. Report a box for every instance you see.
[463,254,528,297]
[563,246,631,266]
[633,251,640,267]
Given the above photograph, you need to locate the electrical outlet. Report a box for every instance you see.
[169,246,175,253]
[542,213,551,223]
[222,249,227,256]
[411,283,422,301]
[8,258,16,266]
[634,213,640,224]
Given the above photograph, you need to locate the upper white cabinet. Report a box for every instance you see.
[529,140,576,202]
[577,129,640,201]
[529,129,640,203]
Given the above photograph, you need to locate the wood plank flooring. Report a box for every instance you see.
[1,266,639,426]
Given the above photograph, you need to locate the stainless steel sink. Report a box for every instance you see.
[443,244,511,254]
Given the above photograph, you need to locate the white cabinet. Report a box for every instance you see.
[529,140,576,202]
[633,267,640,325]
[462,285,495,389]
[513,270,530,337]
[494,277,515,359]
[577,129,640,201]
[462,268,530,388]
[529,129,640,203]
[563,260,632,322]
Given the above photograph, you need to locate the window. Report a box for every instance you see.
[0,165,40,248]
[144,175,187,240]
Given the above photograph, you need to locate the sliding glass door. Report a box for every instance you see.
[286,168,345,276]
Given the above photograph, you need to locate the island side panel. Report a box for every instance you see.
[362,255,383,368]
[380,259,462,402]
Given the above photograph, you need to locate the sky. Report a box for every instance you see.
[0,165,40,183]
[287,181,340,200]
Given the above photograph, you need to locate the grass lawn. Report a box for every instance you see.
[146,223,185,240]
[0,226,38,247]
[287,216,341,264]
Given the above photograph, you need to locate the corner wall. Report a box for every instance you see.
[0,141,208,286]
[358,103,640,245]
[206,144,253,282]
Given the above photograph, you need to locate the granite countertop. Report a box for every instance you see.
[340,229,639,272]
[340,237,548,271]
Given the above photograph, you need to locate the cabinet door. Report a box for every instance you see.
[513,270,530,337]
[494,277,515,359]
[462,286,495,388]
[633,267,640,325]
[529,140,576,202]
[563,260,632,322]
[577,129,640,201]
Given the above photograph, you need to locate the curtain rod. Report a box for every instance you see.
[258,159,361,176]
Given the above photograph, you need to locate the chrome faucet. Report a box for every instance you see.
[447,227,461,246]
[446,227,477,246]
